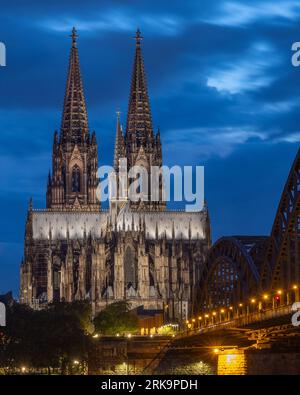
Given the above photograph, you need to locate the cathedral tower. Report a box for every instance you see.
[21,29,211,322]
[118,29,165,211]
[46,28,99,210]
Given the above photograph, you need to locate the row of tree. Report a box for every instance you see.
[0,300,138,374]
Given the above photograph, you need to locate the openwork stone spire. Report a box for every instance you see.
[61,27,89,145]
[125,29,154,148]
[46,28,99,210]
[114,111,125,170]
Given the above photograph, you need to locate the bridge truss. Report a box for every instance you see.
[261,148,300,290]
[198,236,267,310]
[199,148,300,310]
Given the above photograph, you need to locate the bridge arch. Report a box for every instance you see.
[198,237,266,310]
[260,148,300,291]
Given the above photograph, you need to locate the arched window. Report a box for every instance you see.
[72,165,80,192]
[124,246,137,289]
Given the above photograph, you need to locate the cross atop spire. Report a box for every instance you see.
[60,27,89,145]
[71,27,78,47]
[135,28,143,46]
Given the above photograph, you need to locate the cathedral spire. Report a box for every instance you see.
[60,27,89,145]
[114,110,125,169]
[125,29,153,149]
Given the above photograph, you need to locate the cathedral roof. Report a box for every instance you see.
[31,209,207,241]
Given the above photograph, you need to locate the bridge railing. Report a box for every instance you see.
[181,304,294,337]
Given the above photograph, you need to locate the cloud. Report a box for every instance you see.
[261,99,300,114]
[41,11,182,37]
[206,42,279,94]
[163,127,267,162]
[275,132,300,143]
[208,1,300,27]
[163,124,300,164]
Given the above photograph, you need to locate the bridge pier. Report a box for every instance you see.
[217,349,300,375]
[217,349,247,375]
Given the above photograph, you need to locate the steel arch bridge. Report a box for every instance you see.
[199,148,300,310]
[198,236,268,310]
[260,148,300,290]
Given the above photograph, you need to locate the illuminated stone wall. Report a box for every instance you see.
[218,350,300,375]
[217,350,247,375]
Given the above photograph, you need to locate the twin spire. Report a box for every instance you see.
[61,27,155,154]
[61,27,89,145]
[125,29,154,147]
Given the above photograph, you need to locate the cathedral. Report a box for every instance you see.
[20,28,211,320]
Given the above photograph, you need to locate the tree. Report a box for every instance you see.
[1,301,93,374]
[94,301,138,335]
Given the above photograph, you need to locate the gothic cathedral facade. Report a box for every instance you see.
[20,28,211,320]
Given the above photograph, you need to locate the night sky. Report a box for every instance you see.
[0,0,300,296]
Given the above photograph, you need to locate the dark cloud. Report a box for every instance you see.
[0,0,300,296]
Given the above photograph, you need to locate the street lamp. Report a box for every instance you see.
[204,314,209,326]
[212,311,216,324]
[292,285,299,303]
[198,316,202,328]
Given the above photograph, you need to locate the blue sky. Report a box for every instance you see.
[0,0,300,296]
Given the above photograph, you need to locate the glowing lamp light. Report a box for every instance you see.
[93,334,99,338]
[192,318,196,323]
[239,303,243,307]
[213,348,219,354]
[205,314,209,318]
[277,290,282,295]
[293,285,298,290]
[212,312,217,316]
[73,360,79,365]
[263,294,269,300]
[198,316,202,320]
[186,320,189,324]
[251,298,256,304]
[21,367,26,373]
[229,306,233,310]
[127,333,132,339]
[116,333,120,337]
[220,309,225,313]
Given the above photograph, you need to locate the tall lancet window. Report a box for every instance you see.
[124,246,137,289]
[72,165,81,192]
